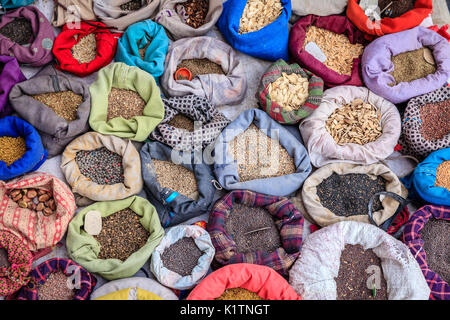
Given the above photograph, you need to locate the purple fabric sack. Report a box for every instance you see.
[0,55,26,117]
[362,26,450,104]
[0,6,55,67]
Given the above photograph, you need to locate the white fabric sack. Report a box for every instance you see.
[291,0,348,17]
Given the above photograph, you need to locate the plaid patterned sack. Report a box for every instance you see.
[15,258,97,300]
[207,190,304,276]
[402,205,450,300]
[256,59,324,125]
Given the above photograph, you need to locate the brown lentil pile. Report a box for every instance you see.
[0,248,10,269]
[0,136,27,166]
[421,219,450,283]
[225,203,281,254]
[152,160,198,198]
[303,26,364,76]
[71,33,97,64]
[8,188,56,216]
[378,0,415,18]
[167,114,195,132]
[178,0,209,29]
[389,47,436,86]
[94,208,150,261]
[176,58,225,80]
[420,99,450,141]
[435,160,450,191]
[336,244,388,300]
[239,0,283,34]
[215,288,264,300]
[31,91,82,122]
[120,0,143,11]
[0,18,33,45]
[160,237,203,276]
[231,124,296,182]
[37,271,75,300]
[107,88,146,121]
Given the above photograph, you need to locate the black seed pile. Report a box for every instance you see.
[421,219,450,283]
[317,173,386,217]
[120,0,142,11]
[161,237,203,276]
[75,147,124,185]
[0,18,34,45]
[0,247,10,269]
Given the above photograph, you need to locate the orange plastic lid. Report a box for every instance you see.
[174,68,192,81]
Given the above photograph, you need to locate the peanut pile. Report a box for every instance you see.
[8,188,56,216]
[239,0,283,34]
[268,72,309,111]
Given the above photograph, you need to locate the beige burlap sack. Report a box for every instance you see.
[61,132,143,205]
[52,0,97,27]
[301,162,408,227]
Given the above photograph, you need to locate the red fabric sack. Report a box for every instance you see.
[53,21,119,77]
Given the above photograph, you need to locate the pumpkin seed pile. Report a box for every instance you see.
[75,147,124,185]
[107,88,146,121]
[160,237,203,276]
[268,72,309,111]
[71,33,97,64]
[31,91,83,122]
[152,159,198,198]
[0,136,27,166]
[215,288,264,300]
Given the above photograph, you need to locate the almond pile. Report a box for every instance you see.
[325,99,382,145]
[8,188,56,216]
[239,0,283,34]
[267,72,309,111]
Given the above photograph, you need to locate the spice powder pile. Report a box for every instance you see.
[37,271,75,300]
[239,0,283,34]
[167,114,195,132]
[161,237,203,276]
[176,58,225,79]
[107,88,146,121]
[31,91,83,122]
[420,99,450,141]
[421,219,450,283]
[71,33,97,64]
[435,160,450,191]
[178,0,209,29]
[0,136,27,166]
[0,18,33,45]
[389,48,436,86]
[215,288,264,300]
[152,159,198,198]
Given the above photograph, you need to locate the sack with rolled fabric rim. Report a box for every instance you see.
[0,55,26,118]
[291,0,347,17]
[51,0,97,27]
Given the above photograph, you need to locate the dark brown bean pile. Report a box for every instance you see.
[421,219,450,283]
[0,18,33,45]
[420,99,450,141]
[317,173,386,217]
[8,188,56,216]
[179,0,209,29]
[336,244,388,300]
[161,237,203,276]
[225,203,281,254]
[176,58,225,80]
[94,208,150,261]
[120,0,142,11]
[0,247,10,269]
[75,147,124,185]
[38,271,75,300]
[378,0,415,18]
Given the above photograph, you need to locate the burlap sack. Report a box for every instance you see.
[51,0,97,27]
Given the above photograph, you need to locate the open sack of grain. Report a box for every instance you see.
[256,59,324,125]
[66,196,164,280]
[15,258,97,300]
[89,62,165,141]
[140,141,217,227]
[399,86,450,160]
[150,225,215,290]
[161,36,246,106]
[0,6,54,67]
[291,0,347,17]
[289,221,431,300]
[207,190,304,276]
[61,131,143,206]
[155,0,223,40]
[289,15,366,87]
[188,263,301,300]
[53,21,119,77]
[214,109,312,197]
[51,0,97,27]
[299,86,401,168]
[90,277,178,300]
[362,26,450,104]
[115,19,169,82]
[0,56,25,118]
[9,65,91,158]
[93,0,160,32]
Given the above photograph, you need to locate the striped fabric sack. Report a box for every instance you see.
[257,59,324,124]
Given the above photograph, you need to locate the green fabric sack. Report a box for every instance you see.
[89,62,165,141]
[66,196,164,280]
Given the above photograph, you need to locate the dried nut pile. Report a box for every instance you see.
[178,0,209,29]
[37,271,75,300]
[31,91,83,122]
[239,0,283,34]
[152,160,198,198]
[107,88,146,121]
[0,136,27,166]
[303,26,364,76]
[435,160,450,191]
[267,72,309,111]
[8,188,56,216]
[71,33,97,64]
[325,99,382,145]
[167,114,195,132]
[120,0,143,11]
[215,288,263,300]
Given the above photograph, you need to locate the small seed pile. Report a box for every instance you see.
[107,88,146,121]
[390,48,436,86]
[435,160,450,191]
[120,0,143,11]
[336,244,388,300]
[326,99,382,145]
[178,0,209,29]
[225,204,281,254]
[94,208,149,261]
[167,114,195,132]
[231,124,296,182]
[215,288,263,300]
[0,248,10,269]
[421,219,450,283]
[38,271,75,300]
[378,0,415,18]
[8,188,56,216]
[161,237,203,276]
[31,91,82,122]
[303,26,364,76]
[138,38,152,60]
[268,72,309,111]
[152,160,198,198]
[420,99,450,141]
[0,136,27,166]
[71,33,97,64]
[239,0,283,34]
[176,58,225,80]
[0,18,33,45]
[75,147,124,185]
[317,173,386,217]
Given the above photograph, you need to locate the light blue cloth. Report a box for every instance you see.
[0,0,33,9]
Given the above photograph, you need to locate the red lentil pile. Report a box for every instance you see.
[420,99,450,141]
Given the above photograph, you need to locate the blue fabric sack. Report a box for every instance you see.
[0,0,34,9]
[213,108,312,197]
[217,0,291,61]
[115,19,169,82]
[0,116,47,181]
